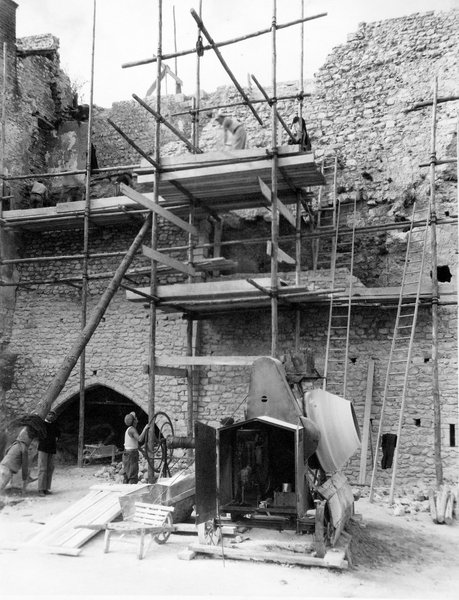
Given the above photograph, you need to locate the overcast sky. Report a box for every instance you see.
[15,0,458,108]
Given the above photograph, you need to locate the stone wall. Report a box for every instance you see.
[1,9,458,486]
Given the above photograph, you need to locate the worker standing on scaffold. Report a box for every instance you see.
[214,111,247,150]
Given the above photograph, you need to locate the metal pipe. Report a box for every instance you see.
[121,12,327,68]
[250,74,295,141]
[107,118,160,169]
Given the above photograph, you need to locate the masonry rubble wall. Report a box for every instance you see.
[0,9,457,486]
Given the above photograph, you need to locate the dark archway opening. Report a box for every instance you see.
[55,385,147,464]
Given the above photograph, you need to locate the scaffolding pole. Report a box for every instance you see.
[429,76,443,487]
[76,0,97,467]
[270,0,279,358]
[147,0,163,483]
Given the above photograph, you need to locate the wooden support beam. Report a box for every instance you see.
[266,241,295,265]
[142,245,196,277]
[359,358,374,485]
[120,183,197,235]
[258,177,296,227]
[155,355,259,366]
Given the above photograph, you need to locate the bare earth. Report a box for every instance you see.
[0,465,458,600]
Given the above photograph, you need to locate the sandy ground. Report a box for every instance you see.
[0,465,458,600]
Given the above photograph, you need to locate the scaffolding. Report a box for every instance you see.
[0,2,457,492]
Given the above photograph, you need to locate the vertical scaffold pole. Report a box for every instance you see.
[78,0,97,467]
[148,0,162,482]
[270,0,279,358]
[429,76,443,487]
[294,0,305,350]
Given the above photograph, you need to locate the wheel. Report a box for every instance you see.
[153,512,173,545]
[150,412,174,476]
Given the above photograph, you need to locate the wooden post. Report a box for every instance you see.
[148,0,162,483]
[270,0,279,358]
[78,0,97,468]
[359,358,374,484]
[35,214,152,417]
[429,76,443,487]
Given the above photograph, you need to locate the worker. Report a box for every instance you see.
[287,115,311,151]
[0,425,38,496]
[122,412,148,484]
[37,410,60,497]
[214,111,247,150]
[30,180,48,208]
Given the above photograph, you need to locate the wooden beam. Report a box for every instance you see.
[266,241,295,265]
[359,358,374,485]
[258,177,296,227]
[120,183,197,235]
[155,355,259,366]
[142,245,196,276]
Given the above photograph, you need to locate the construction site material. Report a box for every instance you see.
[103,502,175,560]
[429,485,456,525]
[20,484,149,556]
[187,543,348,569]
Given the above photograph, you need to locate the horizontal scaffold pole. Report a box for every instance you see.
[405,95,459,113]
[171,92,311,118]
[121,12,327,68]
[190,9,263,126]
[34,213,152,417]
[132,94,203,154]
[2,164,141,182]
[107,119,160,168]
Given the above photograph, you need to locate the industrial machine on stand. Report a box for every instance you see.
[194,356,361,557]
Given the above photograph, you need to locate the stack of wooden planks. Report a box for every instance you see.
[19,484,149,556]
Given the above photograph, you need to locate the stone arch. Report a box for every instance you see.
[51,377,148,464]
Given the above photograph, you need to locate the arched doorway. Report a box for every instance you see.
[54,385,147,463]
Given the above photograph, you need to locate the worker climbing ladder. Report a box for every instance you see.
[369,202,431,502]
[322,192,357,398]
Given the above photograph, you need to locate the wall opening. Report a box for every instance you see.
[450,424,456,448]
[414,418,421,427]
[54,385,147,464]
[437,265,452,283]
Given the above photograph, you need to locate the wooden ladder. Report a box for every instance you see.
[322,193,357,398]
[369,203,430,502]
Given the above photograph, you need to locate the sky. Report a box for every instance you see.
[15,0,459,108]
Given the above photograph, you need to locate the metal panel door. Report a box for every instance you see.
[194,421,217,525]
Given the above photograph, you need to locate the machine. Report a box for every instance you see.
[194,356,361,555]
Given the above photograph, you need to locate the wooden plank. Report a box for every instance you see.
[155,355,259,366]
[359,358,375,485]
[266,241,296,265]
[258,177,296,227]
[142,245,196,276]
[120,183,197,236]
[189,544,348,569]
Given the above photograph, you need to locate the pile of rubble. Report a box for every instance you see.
[92,453,193,483]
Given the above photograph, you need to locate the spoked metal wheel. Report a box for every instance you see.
[149,411,174,476]
[153,512,173,545]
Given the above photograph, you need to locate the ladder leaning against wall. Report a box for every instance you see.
[369,202,431,503]
[321,192,358,399]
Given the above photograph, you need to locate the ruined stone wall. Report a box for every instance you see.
[2,9,457,485]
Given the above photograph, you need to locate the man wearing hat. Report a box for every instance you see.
[215,111,247,150]
[122,412,148,484]
[37,410,60,497]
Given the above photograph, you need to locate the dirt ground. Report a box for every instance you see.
[0,465,458,600]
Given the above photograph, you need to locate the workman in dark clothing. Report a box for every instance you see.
[288,115,311,150]
[37,411,60,496]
